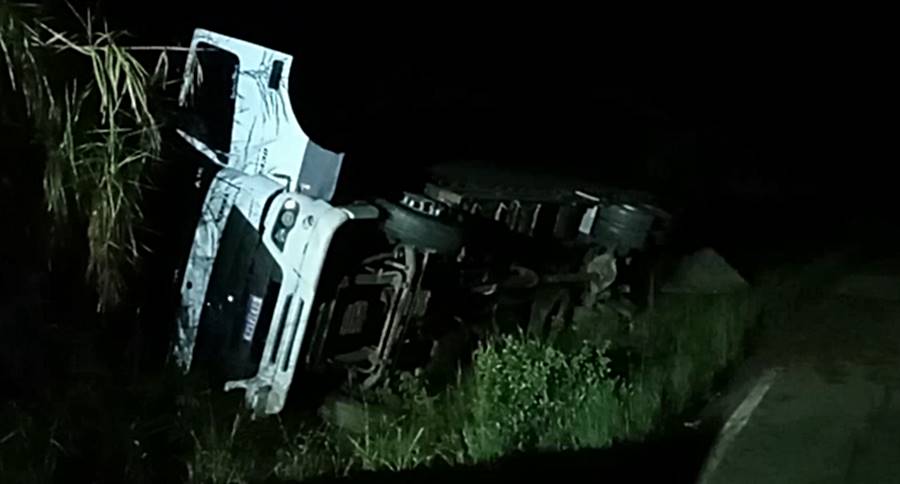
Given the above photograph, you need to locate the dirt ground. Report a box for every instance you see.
[701,256,900,484]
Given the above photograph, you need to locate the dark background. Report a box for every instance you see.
[88,3,888,197]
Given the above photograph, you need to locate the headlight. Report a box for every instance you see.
[279,209,296,228]
[272,199,300,250]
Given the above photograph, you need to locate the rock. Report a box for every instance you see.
[318,396,369,433]
[663,248,748,294]
[318,395,396,434]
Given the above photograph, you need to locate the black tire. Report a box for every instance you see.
[376,199,464,254]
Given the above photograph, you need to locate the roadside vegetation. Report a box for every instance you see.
[1,2,165,309]
[185,288,764,483]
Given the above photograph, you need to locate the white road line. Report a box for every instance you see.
[698,369,780,484]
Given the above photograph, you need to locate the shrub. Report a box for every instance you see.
[462,334,617,460]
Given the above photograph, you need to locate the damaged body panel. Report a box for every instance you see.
[177,29,343,199]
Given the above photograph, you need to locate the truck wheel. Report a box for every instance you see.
[377,199,464,254]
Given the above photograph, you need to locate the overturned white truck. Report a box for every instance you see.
[172,30,672,417]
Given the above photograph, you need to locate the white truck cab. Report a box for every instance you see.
[173,29,374,416]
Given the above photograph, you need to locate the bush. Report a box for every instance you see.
[463,334,618,460]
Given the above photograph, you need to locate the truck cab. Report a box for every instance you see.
[172,29,371,415]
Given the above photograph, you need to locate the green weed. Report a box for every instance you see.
[462,334,617,459]
[186,287,763,481]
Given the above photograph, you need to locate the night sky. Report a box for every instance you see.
[71,2,888,223]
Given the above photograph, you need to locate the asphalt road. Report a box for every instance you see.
[701,257,900,484]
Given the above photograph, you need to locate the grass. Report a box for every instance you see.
[0,281,775,483]
[462,335,619,458]
[271,424,348,481]
[1,3,167,310]
[0,404,66,484]
[187,412,253,484]
[185,285,764,483]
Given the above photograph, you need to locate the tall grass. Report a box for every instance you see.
[0,3,166,309]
